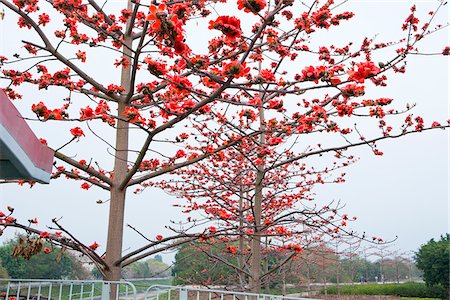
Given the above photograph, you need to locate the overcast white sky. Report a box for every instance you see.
[0,0,448,265]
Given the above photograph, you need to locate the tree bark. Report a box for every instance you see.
[250,85,266,293]
[250,170,262,293]
[264,237,270,294]
[238,187,246,290]
[104,0,133,283]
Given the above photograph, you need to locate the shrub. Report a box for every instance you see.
[323,282,448,299]
[416,234,450,294]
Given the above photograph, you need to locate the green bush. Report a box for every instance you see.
[323,282,448,299]
[416,234,450,294]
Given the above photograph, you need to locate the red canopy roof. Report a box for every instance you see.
[0,90,53,183]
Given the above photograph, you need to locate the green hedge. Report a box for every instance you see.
[322,282,448,299]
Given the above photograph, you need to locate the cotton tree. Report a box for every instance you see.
[157,137,361,291]
[0,0,449,289]
[151,0,448,291]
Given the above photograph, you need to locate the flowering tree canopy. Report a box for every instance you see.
[0,0,448,290]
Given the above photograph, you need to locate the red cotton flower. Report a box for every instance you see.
[32,102,48,118]
[311,8,332,29]
[239,109,257,122]
[223,61,250,78]
[226,244,237,254]
[169,75,193,95]
[95,100,110,115]
[373,149,383,156]
[5,216,16,224]
[237,0,266,14]
[89,241,99,250]
[70,127,85,138]
[286,243,303,253]
[52,68,71,85]
[347,61,380,83]
[40,231,50,238]
[156,235,163,241]
[0,56,8,66]
[268,137,282,145]
[342,84,365,98]
[144,57,167,76]
[114,56,130,69]
[24,44,37,55]
[259,69,276,82]
[76,50,86,62]
[268,99,283,110]
[336,104,353,117]
[300,65,327,84]
[175,149,186,159]
[146,4,166,32]
[208,16,242,41]
[81,182,91,190]
[80,106,95,119]
[107,84,125,94]
[119,9,132,23]
[43,247,51,254]
[45,109,64,120]
[38,13,50,26]
[123,107,146,125]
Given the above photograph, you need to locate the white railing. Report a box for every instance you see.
[0,279,136,300]
[0,280,312,300]
[143,285,311,300]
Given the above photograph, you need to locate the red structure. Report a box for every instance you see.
[0,90,53,183]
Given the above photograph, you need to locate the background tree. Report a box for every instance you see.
[160,138,360,291]
[0,262,8,279]
[122,257,171,279]
[415,234,450,293]
[0,237,90,279]
[172,242,241,286]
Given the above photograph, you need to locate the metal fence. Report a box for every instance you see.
[0,280,310,300]
[143,285,310,300]
[0,279,136,300]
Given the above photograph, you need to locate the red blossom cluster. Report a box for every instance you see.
[347,61,380,83]
[237,0,266,14]
[70,127,84,138]
[209,16,242,41]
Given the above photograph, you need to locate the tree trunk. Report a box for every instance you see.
[250,84,266,293]
[104,99,130,284]
[250,170,263,293]
[238,188,246,290]
[264,237,270,294]
[307,264,311,291]
[104,186,127,280]
[104,0,132,284]
[336,244,340,295]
